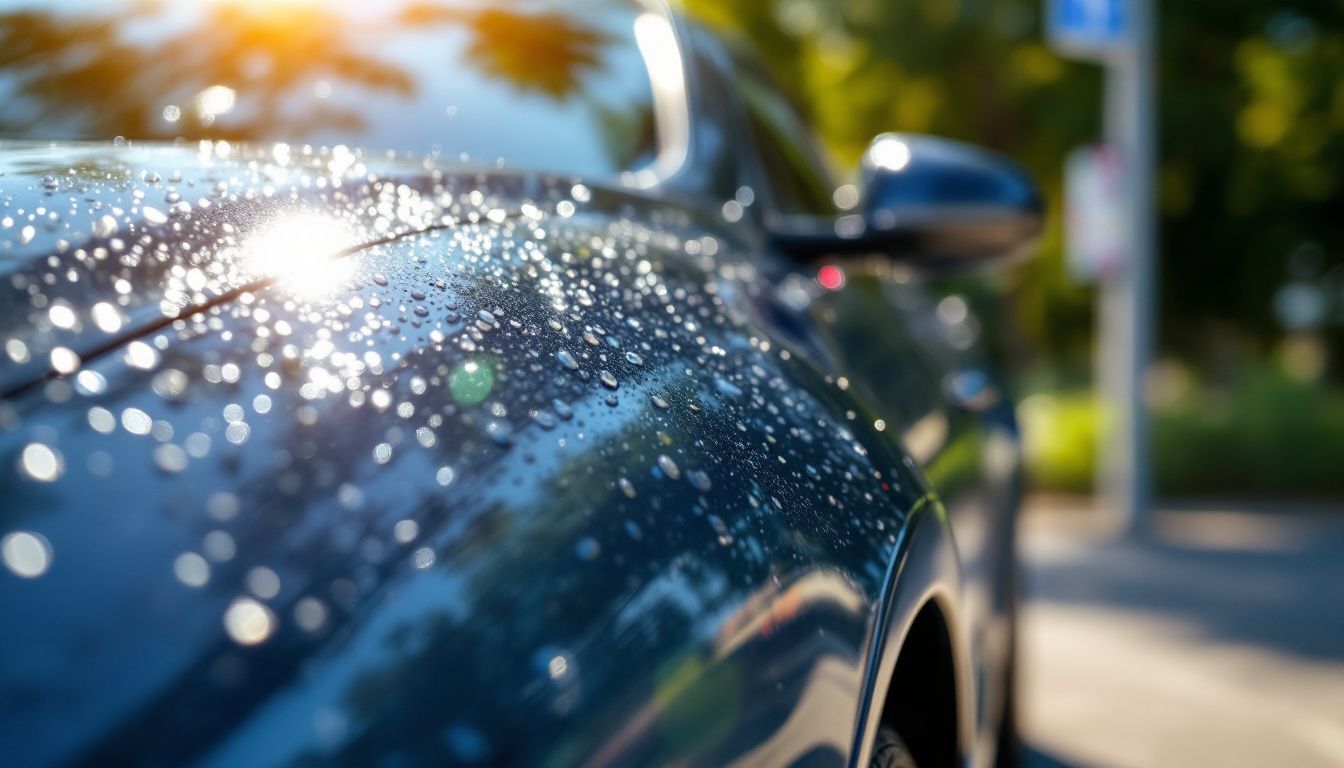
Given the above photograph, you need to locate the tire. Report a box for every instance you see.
[995,505,1023,768]
[870,725,918,768]
[995,648,1022,768]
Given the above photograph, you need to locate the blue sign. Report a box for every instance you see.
[1048,0,1130,58]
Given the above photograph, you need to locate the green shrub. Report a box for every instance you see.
[1020,369,1344,499]
[1019,391,1103,494]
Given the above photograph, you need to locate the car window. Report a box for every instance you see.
[729,55,836,217]
[0,0,680,182]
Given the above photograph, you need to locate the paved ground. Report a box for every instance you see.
[1017,497,1344,768]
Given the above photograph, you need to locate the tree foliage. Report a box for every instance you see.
[677,0,1344,377]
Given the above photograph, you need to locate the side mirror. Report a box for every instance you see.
[771,133,1043,268]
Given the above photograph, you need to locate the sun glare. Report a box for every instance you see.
[243,213,358,297]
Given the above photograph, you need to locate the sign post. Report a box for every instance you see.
[1050,0,1156,535]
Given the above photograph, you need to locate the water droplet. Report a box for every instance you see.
[120,406,151,435]
[656,454,681,481]
[225,421,251,445]
[223,597,276,645]
[93,214,118,239]
[413,547,436,569]
[556,349,579,371]
[651,394,669,409]
[75,370,105,395]
[371,389,392,410]
[708,515,733,546]
[125,340,160,370]
[174,552,210,587]
[393,519,420,544]
[87,406,116,433]
[688,470,713,492]
[294,597,328,632]
[618,477,636,498]
[5,339,30,364]
[2,531,52,578]
[219,404,244,427]
[19,442,62,482]
[48,303,77,330]
[722,200,744,223]
[625,351,644,366]
[50,347,80,374]
[153,443,188,473]
[624,519,643,540]
[552,399,573,420]
[599,370,619,390]
[247,566,281,599]
[531,410,557,430]
[151,369,188,400]
[91,301,123,333]
[714,377,744,401]
[416,426,436,448]
[142,206,168,225]
[207,492,240,521]
[373,442,393,464]
[487,422,513,447]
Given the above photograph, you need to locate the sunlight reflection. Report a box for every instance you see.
[631,12,689,188]
[243,213,358,296]
[868,136,912,172]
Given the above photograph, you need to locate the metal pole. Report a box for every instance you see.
[1100,0,1156,534]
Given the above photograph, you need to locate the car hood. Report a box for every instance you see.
[0,142,918,767]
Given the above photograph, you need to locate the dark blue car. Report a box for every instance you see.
[0,1,1039,766]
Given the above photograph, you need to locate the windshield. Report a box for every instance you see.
[0,0,684,182]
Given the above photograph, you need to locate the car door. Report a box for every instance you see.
[717,38,1024,754]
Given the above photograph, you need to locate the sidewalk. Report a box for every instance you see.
[1018,496,1344,767]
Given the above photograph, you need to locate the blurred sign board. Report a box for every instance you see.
[1065,144,1127,283]
[1048,0,1130,59]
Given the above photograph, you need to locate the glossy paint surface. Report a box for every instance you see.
[0,142,934,766]
[0,5,1021,766]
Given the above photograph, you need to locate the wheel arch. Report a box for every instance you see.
[849,497,975,768]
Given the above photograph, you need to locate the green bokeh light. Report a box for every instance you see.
[449,358,495,406]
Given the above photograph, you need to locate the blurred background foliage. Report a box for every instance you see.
[678,0,1344,499]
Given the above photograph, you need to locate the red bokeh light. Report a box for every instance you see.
[817,264,845,290]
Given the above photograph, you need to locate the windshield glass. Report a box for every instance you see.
[0,0,681,181]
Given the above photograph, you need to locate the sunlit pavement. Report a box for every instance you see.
[1017,497,1344,768]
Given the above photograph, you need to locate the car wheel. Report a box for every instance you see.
[870,725,918,768]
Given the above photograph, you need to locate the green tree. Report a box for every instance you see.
[676,0,1344,380]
